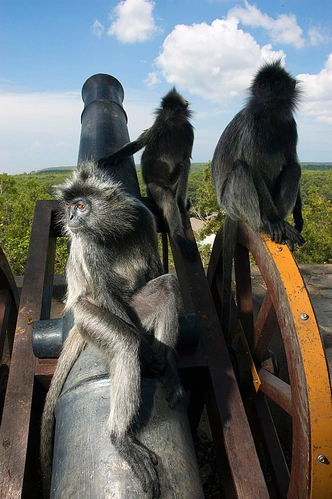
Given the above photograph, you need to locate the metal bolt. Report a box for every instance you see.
[300,313,309,321]
[317,454,328,464]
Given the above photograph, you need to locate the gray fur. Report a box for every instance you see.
[211,60,304,341]
[40,162,184,499]
[99,87,197,261]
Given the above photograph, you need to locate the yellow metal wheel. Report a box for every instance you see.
[207,222,332,499]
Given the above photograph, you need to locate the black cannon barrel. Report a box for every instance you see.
[33,312,199,358]
[78,73,140,197]
[49,74,204,498]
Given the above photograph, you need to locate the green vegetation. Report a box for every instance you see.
[0,172,71,274]
[188,163,332,266]
[293,170,332,264]
[0,163,332,275]
[302,163,332,171]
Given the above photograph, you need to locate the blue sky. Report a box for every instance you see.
[1,0,332,174]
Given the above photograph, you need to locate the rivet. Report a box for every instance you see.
[275,246,283,252]
[317,454,328,464]
[300,313,309,321]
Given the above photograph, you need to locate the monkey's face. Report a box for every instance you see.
[65,199,90,232]
[257,76,296,99]
[250,61,299,109]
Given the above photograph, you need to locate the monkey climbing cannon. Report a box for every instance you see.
[207,222,332,498]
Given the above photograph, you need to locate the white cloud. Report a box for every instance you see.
[228,0,305,48]
[297,53,332,125]
[154,18,285,102]
[308,26,331,46]
[150,10,332,162]
[144,72,161,88]
[0,91,82,173]
[91,19,104,38]
[107,0,158,44]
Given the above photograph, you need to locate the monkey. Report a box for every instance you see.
[98,87,197,262]
[40,162,185,499]
[210,59,305,342]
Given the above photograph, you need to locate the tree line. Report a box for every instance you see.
[0,165,332,275]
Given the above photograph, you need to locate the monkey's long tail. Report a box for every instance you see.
[40,326,86,497]
[221,216,238,344]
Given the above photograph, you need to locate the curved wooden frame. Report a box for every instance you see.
[208,222,332,498]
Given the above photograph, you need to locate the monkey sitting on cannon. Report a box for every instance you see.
[40,162,185,499]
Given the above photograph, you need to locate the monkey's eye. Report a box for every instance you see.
[76,202,86,210]
[272,79,281,86]
[65,203,71,209]
[259,81,267,89]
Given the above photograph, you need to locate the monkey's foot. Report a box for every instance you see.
[111,434,160,499]
[263,221,304,246]
[285,239,295,252]
[283,221,305,245]
[263,220,285,244]
[175,235,198,262]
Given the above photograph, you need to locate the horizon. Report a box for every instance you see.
[4,161,332,177]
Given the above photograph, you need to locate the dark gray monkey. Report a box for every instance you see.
[40,163,184,499]
[99,87,197,261]
[211,60,305,341]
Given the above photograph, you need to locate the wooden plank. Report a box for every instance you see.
[234,243,254,349]
[0,248,20,310]
[0,248,20,356]
[259,368,292,415]
[0,200,57,499]
[171,230,269,499]
[252,293,276,362]
[0,290,11,360]
[35,358,57,390]
[255,391,290,497]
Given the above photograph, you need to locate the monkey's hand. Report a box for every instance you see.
[140,336,166,377]
[111,434,160,499]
